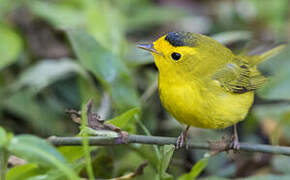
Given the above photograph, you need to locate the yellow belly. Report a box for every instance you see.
[158,80,254,129]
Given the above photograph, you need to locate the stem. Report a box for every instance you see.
[0,149,8,180]
[137,121,161,160]
[49,134,290,156]
[81,100,95,180]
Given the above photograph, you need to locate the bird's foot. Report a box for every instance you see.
[176,126,190,149]
[176,132,186,149]
[229,134,240,152]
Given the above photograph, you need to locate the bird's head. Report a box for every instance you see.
[138,32,233,79]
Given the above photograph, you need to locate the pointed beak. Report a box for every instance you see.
[137,43,158,53]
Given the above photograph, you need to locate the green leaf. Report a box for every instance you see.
[253,104,290,144]
[178,157,209,180]
[8,135,66,165]
[6,163,40,180]
[130,145,160,172]
[157,145,175,180]
[77,75,101,109]
[257,45,290,100]
[126,6,186,30]
[40,161,86,180]
[7,135,79,180]
[114,147,156,179]
[106,107,140,133]
[257,60,290,100]
[212,31,252,45]
[0,24,22,71]
[58,144,97,163]
[84,0,125,55]
[67,30,140,111]
[26,175,49,180]
[91,150,114,178]
[3,90,65,135]
[12,59,87,95]
[28,0,84,28]
[57,146,85,163]
[137,120,161,167]
[78,127,119,138]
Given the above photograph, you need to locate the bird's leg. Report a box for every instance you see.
[230,124,240,151]
[176,126,190,149]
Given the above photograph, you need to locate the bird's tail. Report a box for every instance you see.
[239,42,286,65]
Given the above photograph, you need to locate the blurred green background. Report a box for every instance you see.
[0,0,290,179]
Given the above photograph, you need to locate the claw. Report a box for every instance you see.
[229,124,240,152]
[229,134,240,151]
[176,133,185,149]
[176,126,190,149]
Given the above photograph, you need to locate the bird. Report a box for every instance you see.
[137,31,285,149]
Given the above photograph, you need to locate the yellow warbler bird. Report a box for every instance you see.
[138,32,285,149]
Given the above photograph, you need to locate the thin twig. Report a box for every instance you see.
[48,134,290,156]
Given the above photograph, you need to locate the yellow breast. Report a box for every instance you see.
[158,74,254,129]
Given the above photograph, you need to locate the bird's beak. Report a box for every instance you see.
[137,43,158,54]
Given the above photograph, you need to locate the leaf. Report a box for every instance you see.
[106,107,140,133]
[84,0,125,55]
[178,157,209,180]
[57,146,85,163]
[126,6,186,30]
[91,150,114,178]
[58,143,97,163]
[26,175,49,180]
[7,135,79,180]
[0,24,23,70]
[137,120,161,168]
[253,104,290,144]
[12,59,87,95]
[257,60,290,100]
[8,135,66,165]
[6,163,40,180]
[28,0,84,28]
[78,127,119,138]
[40,161,86,180]
[67,30,140,111]
[113,147,156,179]
[130,145,160,172]
[157,145,175,180]
[77,75,101,109]
[212,31,252,45]
[3,90,65,135]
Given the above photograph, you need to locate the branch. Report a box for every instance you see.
[48,134,290,156]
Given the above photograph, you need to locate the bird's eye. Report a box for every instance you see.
[171,52,181,61]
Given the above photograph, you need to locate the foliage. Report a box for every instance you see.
[0,0,290,179]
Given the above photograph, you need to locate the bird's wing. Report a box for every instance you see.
[212,57,267,94]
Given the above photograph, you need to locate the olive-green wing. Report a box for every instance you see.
[212,58,267,94]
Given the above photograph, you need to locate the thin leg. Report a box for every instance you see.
[176,125,190,149]
[230,124,240,151]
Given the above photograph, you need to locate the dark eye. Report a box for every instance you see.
[171,52,181,61]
